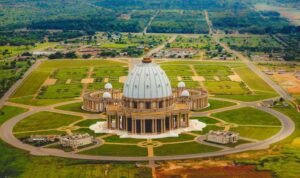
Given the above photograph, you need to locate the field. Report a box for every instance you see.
[212,107,281,126]
[161,64,199,88]
[154,142,221,156]
[80,144,148,157]
[13,111,82,132]
[55,102,95,114]
[0,106,28,125]
[103,135,145,144]
[169,35,217,50]
[230,126,281,140]
[10,60,128,106]
[161,61,276,101]
[199,99,236,112]
[153,134,195,143]
[221,35,283,52]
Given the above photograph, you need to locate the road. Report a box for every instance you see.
[204,10,293,102]
[143,10,159,34]
[0,97,294,161]
[0,60,42,109]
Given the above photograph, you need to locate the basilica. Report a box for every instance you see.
[82,57,208,135]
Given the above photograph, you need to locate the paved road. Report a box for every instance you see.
[143,10,159,34]
[0,97,294,161]
[0,60,42,109]
[204,10,292,102]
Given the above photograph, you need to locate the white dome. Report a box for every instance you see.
[178,81,186,88]
[102,92,112,98]
[104,83,113,89]
[123,62,172,99]
[181,90,190,97]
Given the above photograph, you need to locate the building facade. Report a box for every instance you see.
[60,133,93,149]
[205,130,239,144]
[82,57,209,135]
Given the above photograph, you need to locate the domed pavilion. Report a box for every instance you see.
[82,57,208,135]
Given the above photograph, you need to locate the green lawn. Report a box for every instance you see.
[14,130,66,139]
[103,135,144,144]
[153,133,195,143]
[204,81,250,95]
[13,111,82,132]
[10,60,127,106]
[190,116,219,124]
[80,144,148,157]
[39,84,82,99]
[55,102,96,114]
[75,119,104,127]
[230,126,281,140]
[12,70,51,98]
[199,99,236,111]
[9,96,72,106]
[0,106,28,125]
[154,142,221,156]
[234,67,275,92]
[212,107,281,126]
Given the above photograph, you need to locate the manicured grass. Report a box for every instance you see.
[39,84,82,99]
[13,111,82,132]
[199,99,236,111]
[153,133,195,143]
[103,135,144,143]
[230,126,281,140]
[234,67,275,92]
[14,130,66,139]
[9,96,72,106]
[55,102,96,114]
[212,107,281,126]
[204,81,250,95]
[10,60,128,105]
[190,116,219,124]
[80,144,147,157]
[154,142,221,156]
[216,91,278,102]
[12,70,50,97]
[0,105,28,125]
[75,119,104,127]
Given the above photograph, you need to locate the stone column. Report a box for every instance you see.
[152,120,154,133]
[143,120,146,134]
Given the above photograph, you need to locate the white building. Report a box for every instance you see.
[205,130,239,144]
[60,134,93,149]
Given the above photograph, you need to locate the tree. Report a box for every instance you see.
[65,52,77,59]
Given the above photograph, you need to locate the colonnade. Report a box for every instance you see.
[107,113,189,134]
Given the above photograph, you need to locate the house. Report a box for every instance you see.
[205,130,239,144]
[59,133,94,149]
